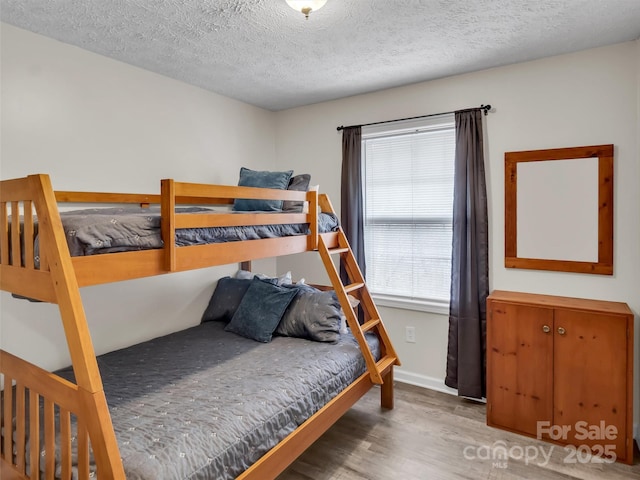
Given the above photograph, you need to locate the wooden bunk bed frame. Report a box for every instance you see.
[0,174,399,480]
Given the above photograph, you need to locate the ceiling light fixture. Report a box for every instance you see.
[286,0,327,19]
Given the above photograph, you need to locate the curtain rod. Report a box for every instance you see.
[336,104,492,131]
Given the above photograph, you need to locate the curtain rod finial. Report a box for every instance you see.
[481,104,492,115]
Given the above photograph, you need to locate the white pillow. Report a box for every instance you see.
[303,185,320,214]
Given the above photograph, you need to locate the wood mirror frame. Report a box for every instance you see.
[505,144,614,275]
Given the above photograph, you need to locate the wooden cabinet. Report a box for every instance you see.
[486,290,634,464]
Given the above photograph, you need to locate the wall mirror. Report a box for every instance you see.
[504,144,613,275]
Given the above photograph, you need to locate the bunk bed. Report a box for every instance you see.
[0,174,399,480]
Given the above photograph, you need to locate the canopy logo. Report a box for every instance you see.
[462,441,554,468]
[463,421,619,468]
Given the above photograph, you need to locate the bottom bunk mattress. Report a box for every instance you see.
[54,321,380,479]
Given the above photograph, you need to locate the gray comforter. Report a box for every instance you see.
[53,322,379,479]
[12,207,339,299]
[50,206,339,257]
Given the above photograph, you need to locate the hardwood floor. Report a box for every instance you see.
[278,382,639,480]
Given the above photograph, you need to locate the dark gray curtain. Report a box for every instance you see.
[340,126,365,284]
[444,109,489,400]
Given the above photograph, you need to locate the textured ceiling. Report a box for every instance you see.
[2,0,640,111]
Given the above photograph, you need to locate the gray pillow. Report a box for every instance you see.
[233,167,293,212]
[225,277,298,342]
[282,173,311,213]
[201,277,252,323]
[234,269,292,285]
[276,285,342,343]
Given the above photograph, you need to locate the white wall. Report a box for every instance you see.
[0,23,278,370]
[275,42,640,424]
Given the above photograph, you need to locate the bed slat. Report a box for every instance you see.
[10,202,21,267]
[60,409,72,480]
[77,416,90,480]
[0,202,8,265]
[15,383,25,474]
[44,399,55,480]
[23,202,35,270]
[40,258,48,272]
[161,179,176,271]
[308,190,319,250]
[2,376,13,464]
[39,248,49,272]
[28,391,39,478]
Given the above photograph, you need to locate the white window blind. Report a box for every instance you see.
[362,114,455,309]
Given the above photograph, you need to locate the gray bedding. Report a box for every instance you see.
[49,206,339,257]
[12,207,338,299]
[53,321,379,479]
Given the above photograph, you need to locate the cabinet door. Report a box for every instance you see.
[487,301,553,436]
[553,309,628,461]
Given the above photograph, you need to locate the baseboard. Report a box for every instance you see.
[394,369,459,396]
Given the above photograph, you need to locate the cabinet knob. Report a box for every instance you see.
[557,327,566,335]
[542,325,551,333]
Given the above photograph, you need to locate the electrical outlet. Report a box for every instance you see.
[405,326,416,343]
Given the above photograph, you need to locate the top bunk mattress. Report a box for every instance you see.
[53,321,379,480]
[36,206,339,258]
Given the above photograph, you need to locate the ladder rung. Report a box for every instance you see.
[319,230,399,377]
[343,282,365,293]
[361,318,381,332]
[376,356,397,374]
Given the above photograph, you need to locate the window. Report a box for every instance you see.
[362,114,455,312]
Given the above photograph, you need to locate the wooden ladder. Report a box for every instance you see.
[316,198,400,385]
